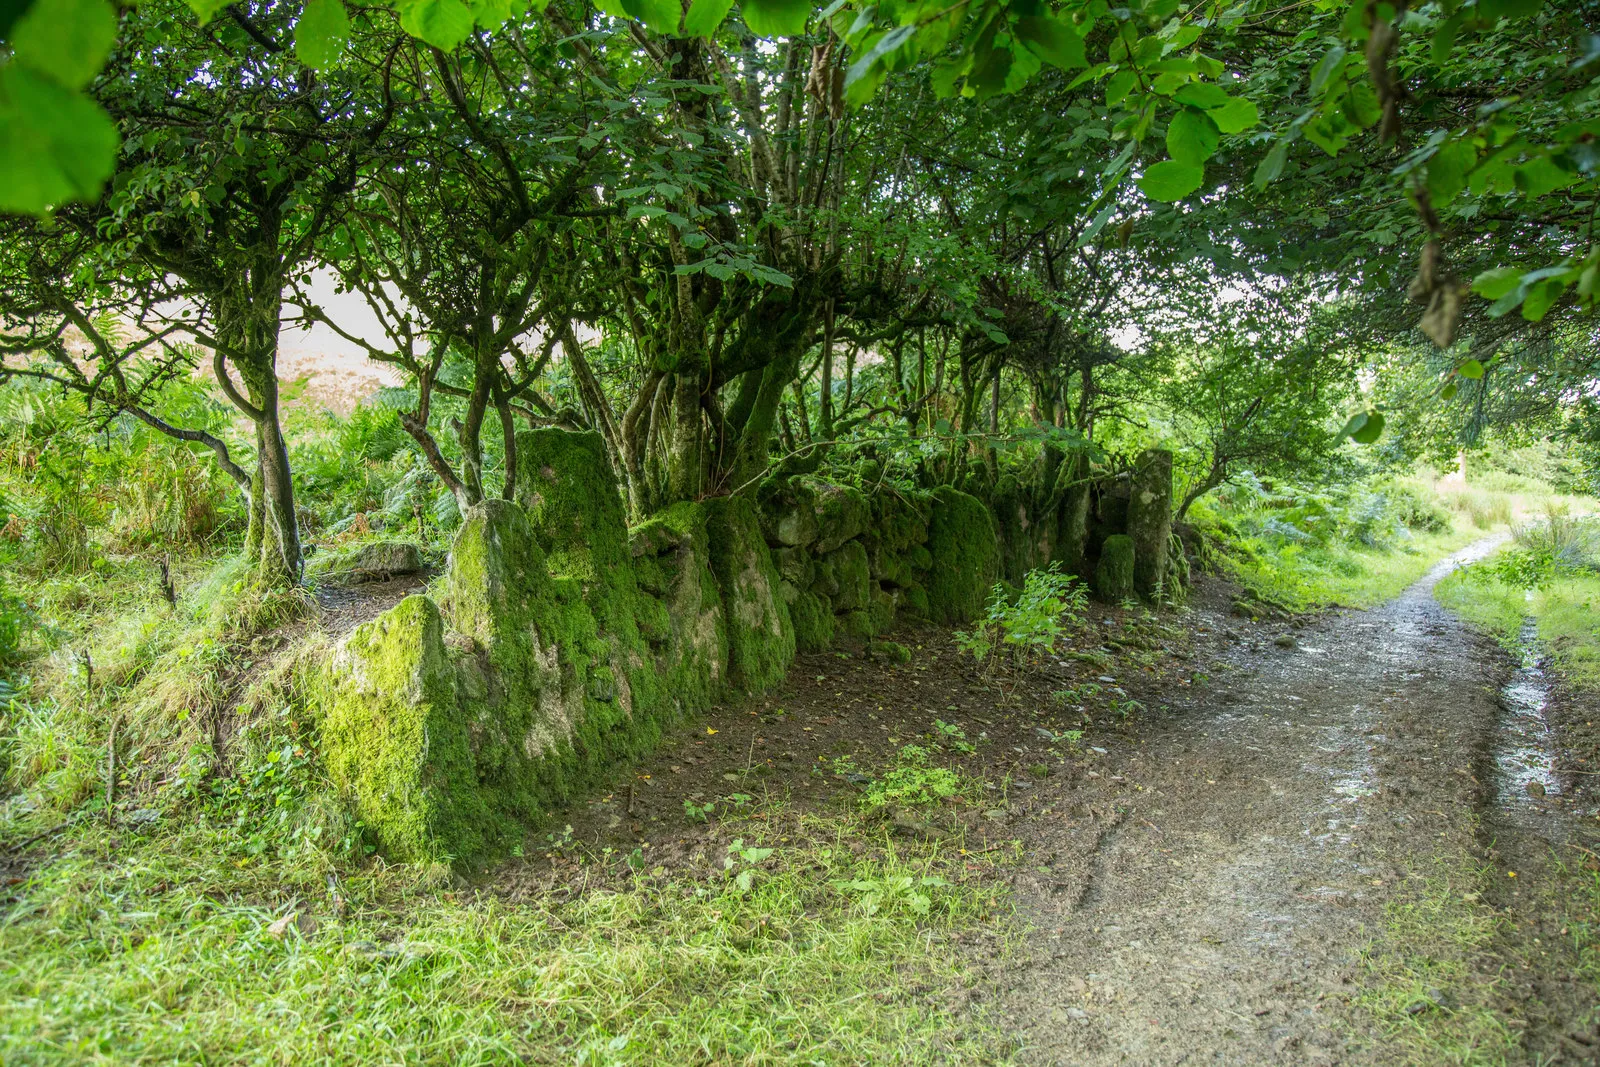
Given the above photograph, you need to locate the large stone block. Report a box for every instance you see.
[925,486,1000,623]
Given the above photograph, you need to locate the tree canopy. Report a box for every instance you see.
[1,0,1595,582]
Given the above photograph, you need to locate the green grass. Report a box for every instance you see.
[1361,854,1520,1064]
[1217,526,1487,611]
[1436,569,1600,689]
[0,807,1012,1065]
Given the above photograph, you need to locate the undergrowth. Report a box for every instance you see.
[1191,472,1585,610]
[1437,510,1600,689]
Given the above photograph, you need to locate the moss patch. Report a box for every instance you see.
[705,496,795,694]
[925,486,1000,623]
[1095,534,1136,602]
[320,595,506,866]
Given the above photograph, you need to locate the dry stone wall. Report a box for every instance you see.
[314,432,1176,868]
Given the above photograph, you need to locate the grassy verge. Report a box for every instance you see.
[0,804,1013,1065]
[1215,525,1487,611]
[1360,851,1520,1063]
[1436,569,1600,689]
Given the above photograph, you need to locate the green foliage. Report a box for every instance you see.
[956,563,1088,673]
[1459,510,1600,591]
[0,0,120,213]
[854,744,969,812]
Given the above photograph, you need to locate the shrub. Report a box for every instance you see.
[956,562,1089,672]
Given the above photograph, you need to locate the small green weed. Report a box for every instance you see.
[856,744,970,812]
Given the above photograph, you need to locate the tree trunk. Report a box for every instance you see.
[728,347,800,493]
[667,369,704,501]
[219,306,301,586]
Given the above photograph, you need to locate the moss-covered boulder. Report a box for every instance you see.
[825,540,871,612]
[868,639,912,664]
[306,540,425,586]
[874,492,930,552]
[837,610,877,638]
[514,428,662,742]
[1095,534,1136,602]
[993,476,1056,583]
[321,595,505,866]
[705,496,794,693]
[867,585,898,633]
[810,481,870,553]
[438,500,613,832]
[632,502,728,714]
[789,588,836,651]
[772,545,815,588]
[759,480,820,548]
[925,486,999,623]
[1127,448,1174,601]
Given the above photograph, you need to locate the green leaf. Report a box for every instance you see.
[627,205,667,219]
[1441,381,1458,400]
[622,0,680,33]
[846,25,915,87]
[1457,359,1485,379]
[466,0,518,26]
[1522,278,1565,322]
[1431,13,1464,64]
[8,0,117,90]
[1138,159,1204,202]
[683,0,735,37]
[1514,156,1575,199]
[296,0,351,70]
[1078,202,1117,246]
[398,0,476,50]
[1171,82,1230,109]
[1343,411,1384,443]
[1253,139,1289,189]
[1425,139,1476,203]
[1308,45,1346,95]
[0,63,119,213]
[1478,0,1544,20]
[1166,109,1219,165]
[187,0,233,23]
[1209,96,1259,134]
[1105,69,1137,107]
[968,42,1014,99]
[741,0,809,37]
[1014,16,1086,70]
[1470,266,1523,300]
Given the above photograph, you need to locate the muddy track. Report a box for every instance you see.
[1004,539,1600,1065]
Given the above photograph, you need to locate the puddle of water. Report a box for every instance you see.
[1497,617,1561,806]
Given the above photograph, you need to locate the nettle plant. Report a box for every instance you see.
[956,563,1089,673]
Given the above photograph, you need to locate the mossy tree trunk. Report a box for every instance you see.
[212,282,301,587]
[1127,447,1174,601]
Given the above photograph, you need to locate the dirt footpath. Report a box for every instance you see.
[1004,541,1600,1064]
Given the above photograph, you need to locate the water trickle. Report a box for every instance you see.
[1497,617,1561,807]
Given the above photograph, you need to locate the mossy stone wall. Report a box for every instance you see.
[1095,534,1136,601]
[318,434,1168,869]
